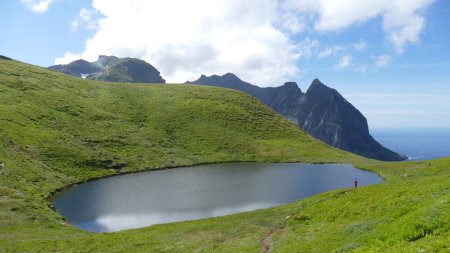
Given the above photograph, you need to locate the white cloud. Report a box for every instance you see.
[318,46,344,59]
[333,55,353,70]
[71,8,100,33]
[318,42,365,59]
[56,0,300,86]
[55,52,84,65]
[282,0,434,52]
[352,41,367,52]
[56,0,435,85]
[297,38,320,59]
[383,12,425,53]
[21,0,54,13]
[374,55,392,67]
[280,12,306,34]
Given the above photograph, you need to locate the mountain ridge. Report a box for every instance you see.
[188,74,406,161]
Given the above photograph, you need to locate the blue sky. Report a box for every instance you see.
[1,0,449,129]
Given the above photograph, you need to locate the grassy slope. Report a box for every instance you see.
[0,58,448,252]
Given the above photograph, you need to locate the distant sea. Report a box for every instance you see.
[372,128,450,161]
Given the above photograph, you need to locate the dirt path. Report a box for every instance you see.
[260,226,284,253]
[260,228,275,253]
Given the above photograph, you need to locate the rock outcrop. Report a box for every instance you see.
[49,56,165,83]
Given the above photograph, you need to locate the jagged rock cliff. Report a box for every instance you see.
[297,79,405,161]
[188,74,406,161]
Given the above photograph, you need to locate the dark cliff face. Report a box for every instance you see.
[297,79,405,161]
[48,56,165,83]
[297,78,368,147]
[263,82,302,120]
[188,74,406,161]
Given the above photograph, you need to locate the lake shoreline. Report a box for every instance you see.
[51,162,383,233]
[47,157,385,205]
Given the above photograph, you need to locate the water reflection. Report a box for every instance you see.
[89,203,275,232]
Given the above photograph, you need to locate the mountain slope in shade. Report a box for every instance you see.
[49,56,165,83]
[298,79,406,161]
[188,74,406,161]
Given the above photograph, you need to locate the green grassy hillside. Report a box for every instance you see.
[0,58,449,252]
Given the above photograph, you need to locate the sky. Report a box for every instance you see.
[1,0,450,129]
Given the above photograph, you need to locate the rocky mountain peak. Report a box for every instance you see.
[280,82,302,93]
[305,79,349,106]
[222,72,240,79]
[307,78,333,94]
[92,55,121,70]
[220,73,244,85]
[48,56,165,83]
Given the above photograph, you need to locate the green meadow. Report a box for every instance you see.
[0,58,448,252]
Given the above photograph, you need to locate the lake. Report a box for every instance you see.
[52,163,383,233]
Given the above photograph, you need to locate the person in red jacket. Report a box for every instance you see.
[354,178,358,189]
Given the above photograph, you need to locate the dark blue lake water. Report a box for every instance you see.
[52,163,382,233]
[372,128,450,161]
